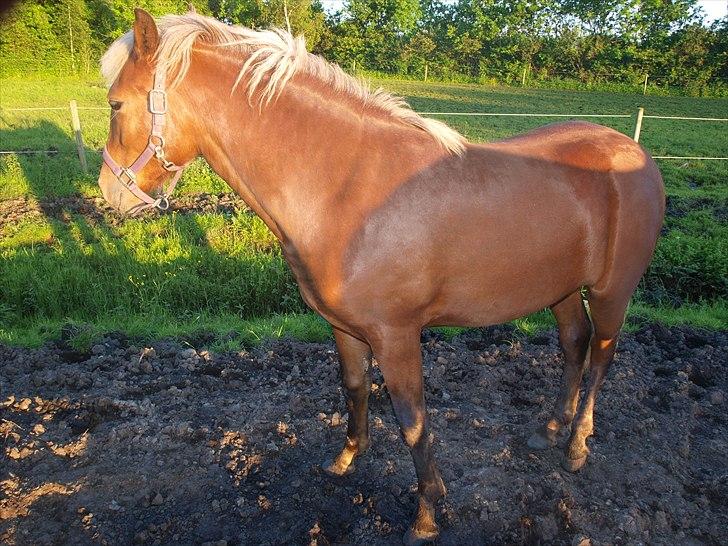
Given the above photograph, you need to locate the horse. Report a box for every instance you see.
[98,9,665,544]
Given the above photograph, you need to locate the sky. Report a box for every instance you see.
[321,0,728,23]
[699,0,728,22]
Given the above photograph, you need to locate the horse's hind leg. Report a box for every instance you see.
[323,328,372,476]
[528,291,592,450]
[563,291,631,471]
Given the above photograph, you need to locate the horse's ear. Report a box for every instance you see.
[187,3,196,13]
[133,8,159,60]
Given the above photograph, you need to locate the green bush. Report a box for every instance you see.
[641,210,728,305]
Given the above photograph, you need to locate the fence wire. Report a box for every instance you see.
[1,104,726,163]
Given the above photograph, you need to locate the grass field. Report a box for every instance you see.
[1,75,726,347]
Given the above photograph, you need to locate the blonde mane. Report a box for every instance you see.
[101,13,466,155]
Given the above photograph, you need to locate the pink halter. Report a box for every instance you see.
[102,65,187,214]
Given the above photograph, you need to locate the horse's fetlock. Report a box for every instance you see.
[357,436,370,453]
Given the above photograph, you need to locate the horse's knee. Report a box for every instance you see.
[393,401,426,448]
[343,380,369,406]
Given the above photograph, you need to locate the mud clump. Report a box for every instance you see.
[1,325,726,545]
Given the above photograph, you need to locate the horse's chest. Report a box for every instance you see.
[280,241,345,316]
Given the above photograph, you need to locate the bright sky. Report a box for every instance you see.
[321,0,728,24]
[698,0,728,22]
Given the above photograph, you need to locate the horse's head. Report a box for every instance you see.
[98,9,196,215]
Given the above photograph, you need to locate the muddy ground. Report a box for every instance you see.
[1,324,727,545]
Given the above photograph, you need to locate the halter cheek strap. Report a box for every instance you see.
[102,65,187,213]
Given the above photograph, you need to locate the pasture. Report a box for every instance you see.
[0,76,726,348]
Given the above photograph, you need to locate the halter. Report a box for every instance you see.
[102,65,187,214]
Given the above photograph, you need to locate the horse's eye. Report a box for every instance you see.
[109,100,123,111]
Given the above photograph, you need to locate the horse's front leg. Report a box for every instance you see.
[372,327,446,546]
[323,328,372,476]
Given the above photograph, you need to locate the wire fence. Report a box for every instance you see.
[421,108,728,160]
[1,102,727,171]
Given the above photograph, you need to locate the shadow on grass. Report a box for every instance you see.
[0,119,309,348]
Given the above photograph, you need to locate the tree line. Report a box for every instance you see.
[1,0,726,94]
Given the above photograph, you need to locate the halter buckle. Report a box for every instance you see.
[148,89,167,115]
[161,158,176,171]
[120,167,137,187]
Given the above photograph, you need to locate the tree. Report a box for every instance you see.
[334,0,421,72]
[210,0,326,49]
[0,2,63,76]
[0,0,726,92]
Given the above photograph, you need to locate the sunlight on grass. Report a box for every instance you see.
[1,76,726,347]
[627,301,728,331]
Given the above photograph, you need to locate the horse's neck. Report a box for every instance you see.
[187,52,442,253]
[188,74,339,239]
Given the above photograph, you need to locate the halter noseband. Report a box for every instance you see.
[102,65,186,214]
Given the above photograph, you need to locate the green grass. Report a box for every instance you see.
[0,311,334,350]
[1,75,726,348]
[626,301,728,331]
[1,212,301,319]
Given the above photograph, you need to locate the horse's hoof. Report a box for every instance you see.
[527,431,554,450]
[322,458,355,477]
[562,454,588,472]
[403,526,439,546]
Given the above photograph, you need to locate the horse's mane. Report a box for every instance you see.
[101,13,466,155]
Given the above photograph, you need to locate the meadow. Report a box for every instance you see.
[1,75,726,347]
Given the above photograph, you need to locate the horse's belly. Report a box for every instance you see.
[425,204,596,327]
[429,274,582,328]
[339,152,611,329]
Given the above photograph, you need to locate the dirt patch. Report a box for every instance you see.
[1,325,727,545]
[0,193,246,227]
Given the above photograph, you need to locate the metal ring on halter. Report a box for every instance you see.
[149,134,166,148]
[161,158,177,171]
[154,196,170,210]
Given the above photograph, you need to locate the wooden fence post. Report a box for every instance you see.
[69,100,88,173]
[522,65,528,86]
[643,74,649,95]
[633,107,644,142]
[424,63,428,82]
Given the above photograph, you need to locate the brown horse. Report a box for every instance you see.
[98,9,665,544]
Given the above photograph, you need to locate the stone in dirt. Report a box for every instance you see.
[710,389,725,405]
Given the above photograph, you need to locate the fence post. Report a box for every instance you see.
[643,74,649,95]
[522,64,528,86]
[633,107,644,142]
[69,100,88,173]
[424,63,428,82]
